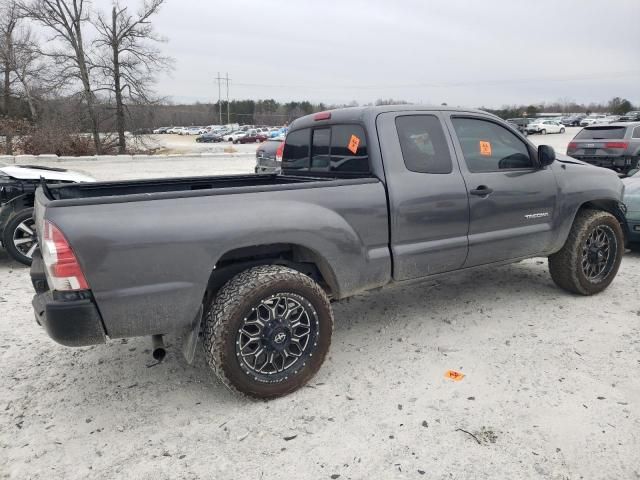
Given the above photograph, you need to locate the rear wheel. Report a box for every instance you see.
[202,265,333,398]
[540,129,547,135]
[560,127,565,133]
[2,208,37,266]
[548,209,623,295]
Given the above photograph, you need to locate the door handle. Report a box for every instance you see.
[470,185,493,196]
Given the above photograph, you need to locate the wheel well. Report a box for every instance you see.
[204,244,338,305]
[578,199,628,240]
[0,194,35,236]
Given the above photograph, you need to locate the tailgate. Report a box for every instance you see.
[567,140,627,157]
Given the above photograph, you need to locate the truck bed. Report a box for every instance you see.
[45,173,338,203]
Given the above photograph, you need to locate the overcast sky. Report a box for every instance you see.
[92,0,639,108]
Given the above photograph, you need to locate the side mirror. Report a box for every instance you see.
[538,145,556,167]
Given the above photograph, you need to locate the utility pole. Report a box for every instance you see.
[225,72,230,124]
[216,72,222,124]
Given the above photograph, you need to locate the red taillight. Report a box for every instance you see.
[275,141,284,162]
[605,142,628,149]
[314,111,331,121]
[42,220,89,291]
[568,142,578,149]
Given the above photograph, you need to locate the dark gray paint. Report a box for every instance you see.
[34,106,625,341]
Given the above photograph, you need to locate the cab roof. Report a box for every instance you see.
[289,105,501,130]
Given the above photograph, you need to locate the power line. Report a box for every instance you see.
[230,70,640,91]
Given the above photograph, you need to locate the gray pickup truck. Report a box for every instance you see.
[29,106,627,398]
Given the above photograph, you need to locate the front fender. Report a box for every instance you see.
[549,159,625,252]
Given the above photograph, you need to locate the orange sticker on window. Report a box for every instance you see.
[479,141,492,156]
[445,370,465,381]
[348,134,360,154]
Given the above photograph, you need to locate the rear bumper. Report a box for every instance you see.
[30,252,106,347]
[571,156,637,169]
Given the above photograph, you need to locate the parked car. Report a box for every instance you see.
[255,136,285,173]
[526,119,565,135]
[270,127,288,138]
[196,132,224,143]
[0,164,94,265]
[152,127,171,134]
[620,111,640,122]
[29,105,626,399]
[166,127,183,134]
[184,127,204,135]
[506,118,530,135]
[566,122,640,175]
[235,129,267,144]
[623,169,640,245]
[580,115,607,126]
[561,115,585,127]
[226,131,248,142]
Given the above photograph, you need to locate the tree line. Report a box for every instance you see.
[483,97,637,120]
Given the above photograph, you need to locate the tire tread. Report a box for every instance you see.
[548,209,622,295]
[202,265,332,398]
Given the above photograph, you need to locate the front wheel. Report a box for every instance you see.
[540,129,547,135]
[2,208,38,266]
[560,127,566,133]
[202,265,333,398]
[548,209,623,295]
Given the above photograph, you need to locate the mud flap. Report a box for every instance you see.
[182,305,202,365]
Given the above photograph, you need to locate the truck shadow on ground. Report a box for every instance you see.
[10,259,558,408]
[7,253,625,439]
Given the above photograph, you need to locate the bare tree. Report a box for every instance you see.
[10,26,46,120]
[20,0,102,153]
[0,0,20,153]
[93,0,170,153]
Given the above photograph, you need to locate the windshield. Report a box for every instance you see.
[575,126,627,140]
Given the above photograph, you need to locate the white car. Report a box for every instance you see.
[225,131,248,142]
[186,127,203,135]
[580,115,607,126]
[526,120,565,135]
[166,127,182,134]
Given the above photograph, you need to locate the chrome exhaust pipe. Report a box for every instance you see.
[151,334,166,362]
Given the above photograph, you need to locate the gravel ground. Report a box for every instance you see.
[2,128,640,479]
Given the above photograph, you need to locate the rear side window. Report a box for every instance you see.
[327,125,368,173]
[311,128,331,170]
[395,115,452,174]
[283,125,369,175]
[575,126,627,140]
[633,126,640,139]
[282,128,310,170]
[452,117,533,172]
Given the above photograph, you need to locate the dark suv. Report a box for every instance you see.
[566,122,640,175]
[619,111,640,122]
[506,118,530,135]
